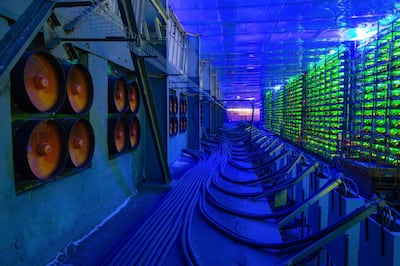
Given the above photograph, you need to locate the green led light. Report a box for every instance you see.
[364,119,372,125]
[364,126,372,132]
[393,48,400,57]
[390,128,400,136]
[389,109,400,116]
[376,109,386,116]
[390,139,400,147]
[376,127,386,134]
[392,99,400,108]
[375,120,386,127]
[364,101,373,108]
[390,120,400,127]
[375,138,386,145]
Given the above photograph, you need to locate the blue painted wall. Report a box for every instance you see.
[144,67,168,183]
[166,34,201,165]
[168,92,189,165]
[187,96,200,150]
[200,61,211,138]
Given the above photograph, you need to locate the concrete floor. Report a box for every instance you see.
[47,156,195,265]
[48,181,171,265]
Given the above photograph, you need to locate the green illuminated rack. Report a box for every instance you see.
[303,50,347,160]
[349,25,400,165]
[271,88,284,135]
[260,18,400,167]
[263,90,273,131]
[282,75,304,145]
[388,24,400,164]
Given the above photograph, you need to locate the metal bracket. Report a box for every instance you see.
[55,1,93,8]
[279,176,343,228]
[283,198,385,266]
[117,0,171,183]
[46,36,139,49]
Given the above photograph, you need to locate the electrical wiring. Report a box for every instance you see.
[105,150,209,265]
[220,151,289,184]
[228,138,276,160]
[221,152,303,186]
[199,180,383,251]
[103,122,388,265]
[199,125,383,259]
[340,175,360,196]
[212,159,318,199]
[180,188,200,266]
[230,141,284,164]
[205,184,297,219]
[253,162,319,200]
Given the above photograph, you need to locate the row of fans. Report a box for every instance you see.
[10,50,141,191]
[169,94,187,115]
[11,50,140,115]
[169,116,187,136]
[108,116,141,154]
[11,50,93,114]
[13,118,94,181]
[13,115,141,187]
[108,77,140,114]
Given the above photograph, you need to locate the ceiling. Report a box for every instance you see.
[168,0,400,106]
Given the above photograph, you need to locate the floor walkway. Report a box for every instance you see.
[49,127,289,265]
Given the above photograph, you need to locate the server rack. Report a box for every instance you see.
[282,75,304,145]
[263,90,273,131]
[271,87,284,135]
[303,50,347,160]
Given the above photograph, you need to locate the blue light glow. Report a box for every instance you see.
[345,24,377,41]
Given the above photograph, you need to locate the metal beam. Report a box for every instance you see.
[55,1,93,8]
[116,0,138,34]
[283,198,385,266]
[117,0,170,183]
[150,0,168,23]
[45,36,139,49]
[278,177,343,228]
[0,0,56,91]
